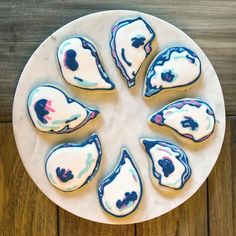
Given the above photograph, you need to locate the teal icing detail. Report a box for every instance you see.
[206,116,212,130]
[74,77,98,87]
[128,201,134,208]
[28,89,39,106]
[129,168,138,182]
[77,153,95,178]
[173,54,186,60]
[64,185,78,191]
[105,201,112,210]
[48,173,56,184]
[28,94,33,107]
[59,41,71,55]
[52,114,81,125]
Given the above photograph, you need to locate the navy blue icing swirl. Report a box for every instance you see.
[142,139,192,189]
[65,49,78,71]
[56,167,74,182]
[158,158,175,177]
[186,54,195,63]
[161,70,175,82]
[116,191,138,209]
[34,99,49,124]
[121,48,132,67]
[181,116,199,130]
[131,37,146,48]
[145,47,201,97]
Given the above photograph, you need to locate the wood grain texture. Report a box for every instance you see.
[136,183,208,236]
[59,208,135,236]
[0,123,58,236]
[208,117,236,236]
[0,0,236,121]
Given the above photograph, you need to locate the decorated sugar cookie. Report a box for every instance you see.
[45,133,102,192]
[144,47,201,97]
[110,17,156,88]
[149,98,216,142]
[98,148,142,217]
[141,139,191,190]
[27,85,99,134]
[58,37,115,90]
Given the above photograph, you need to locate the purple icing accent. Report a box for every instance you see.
[56,167,74,182]
[110,17,155,88]
[45,133,102,192]
[144,47,201,97]
[149,99,216,142]
[153,114,163,124]
[57,37,115,91]
[98,148,143,217]
[142,139,191,189]
[27,85,100,134]
[161,70,175,82]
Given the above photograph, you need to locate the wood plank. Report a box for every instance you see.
[0,0,235,43]
[136,183,208,236]
[59,208,135,236]
[0,42,39,122]
[0,123,58,236]
[208,117,235,236]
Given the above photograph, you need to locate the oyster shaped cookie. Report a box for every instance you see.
[27,85,99,134]
[110,17,156,88]
[149,98,216,142]
[98,148,142,217]
[45,133,102,192]
[144,47,201,97]
[141,139,191,190]
[58,37,115,90]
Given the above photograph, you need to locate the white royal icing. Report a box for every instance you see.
[58,37,115,90]
[141,139,191,190]
[27,85,99,133]
[149,99,215,142]
[46,133,102,192]
[110,17,155,87]
[144,47,201,97]
[98,148,142,217]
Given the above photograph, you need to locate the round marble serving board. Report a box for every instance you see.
[13,10,225,224]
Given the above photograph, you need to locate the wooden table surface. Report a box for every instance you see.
[0,1,235,235]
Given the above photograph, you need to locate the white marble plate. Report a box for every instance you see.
[12,10,225,224]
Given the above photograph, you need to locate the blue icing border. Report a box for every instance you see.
[142,139,191,190]
[144,47,201,97]
[27,84,99,134]
[110,17,156,88]
[98,148,143,217]
[45,133,102,192]
[149,99,216,142]
[57,37,115,90]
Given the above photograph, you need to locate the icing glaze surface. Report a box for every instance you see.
[149,98,216,142]
[144,47,201,97]
[58,37,115,90]
[98,148,142,217]
[141,139,191,190]
[27,85,99,134]
[110,17,155,88]
[46,133,102,191]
